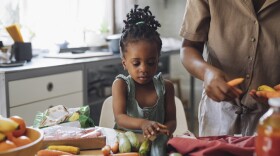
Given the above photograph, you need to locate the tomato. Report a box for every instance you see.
[9,116,26,137]
[0,140,17,152]
[101,145,111,156]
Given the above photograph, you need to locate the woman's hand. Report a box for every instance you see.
[204,67,242,102]
[249,89,269,105]
[141,121,169,138]
[250,84,280,105]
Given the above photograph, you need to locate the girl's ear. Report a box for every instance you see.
[122,59,126,70]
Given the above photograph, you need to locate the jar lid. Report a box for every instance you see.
[268,98,280,107]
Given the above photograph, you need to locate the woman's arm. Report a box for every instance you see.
[180,39,241,102]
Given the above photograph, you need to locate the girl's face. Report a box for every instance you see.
[122,41,159,85]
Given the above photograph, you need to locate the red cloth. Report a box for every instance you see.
[167,135,255,156]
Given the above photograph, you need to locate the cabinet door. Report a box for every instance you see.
[10,92,83,126]
[9,70,82,107]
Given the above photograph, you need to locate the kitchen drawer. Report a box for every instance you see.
[10,92,83,126]
[9,70,82,107]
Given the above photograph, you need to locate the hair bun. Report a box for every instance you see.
[122,5,161,33]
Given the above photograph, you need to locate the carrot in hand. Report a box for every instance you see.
[256,91,280,98]
[227,78,244,87]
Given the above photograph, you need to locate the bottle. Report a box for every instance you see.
[255,98,280,156]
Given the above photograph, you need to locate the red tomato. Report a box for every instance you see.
[9,116,26,137]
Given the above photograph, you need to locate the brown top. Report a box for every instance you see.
[253,0,266,12]
[180,0,280,109]
[180,0,280,136]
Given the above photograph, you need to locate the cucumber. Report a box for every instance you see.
[125,131,140,151]
[117,132,132,153]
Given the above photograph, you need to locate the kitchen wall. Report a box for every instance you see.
[115,0,186,38]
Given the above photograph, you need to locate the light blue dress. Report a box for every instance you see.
[115,72,168,156]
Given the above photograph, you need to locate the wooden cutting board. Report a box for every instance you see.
[42,136,106,150]
[42,127,109,150]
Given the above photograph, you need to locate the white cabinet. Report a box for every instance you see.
[10,92,82,126]
[8,71,83,126]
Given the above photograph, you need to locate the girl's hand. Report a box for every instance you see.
[141,121,169,138]
[204,68,242,102]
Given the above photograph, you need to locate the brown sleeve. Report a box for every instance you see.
[179,0,210,42]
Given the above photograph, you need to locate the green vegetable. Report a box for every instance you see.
[139,139,151,156]
[125,131,140,151]
[117,132,132,153]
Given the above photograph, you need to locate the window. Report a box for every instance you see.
[0,0,112,49]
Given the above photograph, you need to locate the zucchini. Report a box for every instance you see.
[150,134,168,156]
[117,132,132,153]
[139,139,151,156]
[125,131,140,151]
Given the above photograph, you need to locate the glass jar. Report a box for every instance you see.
[255,98,280,156]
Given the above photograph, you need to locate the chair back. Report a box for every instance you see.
[174,96,188,136]
[99,96,115,128]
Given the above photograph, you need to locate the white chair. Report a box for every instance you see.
[99,96,189,135]
[173,96,188,136]
[99,96,115,128]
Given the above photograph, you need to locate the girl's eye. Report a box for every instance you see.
[132,62,140,66]
[148,61,156,66]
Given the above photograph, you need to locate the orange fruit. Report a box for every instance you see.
[0,140,17,152]
[11,136,32,147]
[9,116,27,137]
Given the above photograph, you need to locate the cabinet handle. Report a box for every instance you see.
[47,82,53,92]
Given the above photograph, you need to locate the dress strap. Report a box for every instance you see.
[115,74,135,98]
[115,74,130,92]
[153,72,165,96]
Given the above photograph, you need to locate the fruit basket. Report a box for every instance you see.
[0,127,44,156]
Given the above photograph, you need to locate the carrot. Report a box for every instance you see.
[256,91,280,98]
[37,149,73,156]
[111,152,139,156]
[227,78,244,87]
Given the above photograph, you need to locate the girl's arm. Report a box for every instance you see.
[112,78,169,138]
[163,80,177,135]
[112,78,149,130]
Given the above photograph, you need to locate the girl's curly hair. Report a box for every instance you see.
[120,5,162,57]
